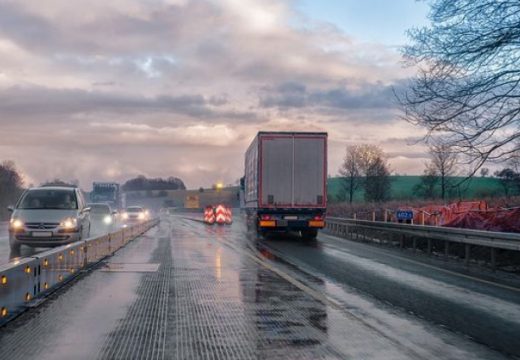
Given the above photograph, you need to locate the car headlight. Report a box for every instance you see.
[60,217,77,229]
[103,215,112,224]
[121,212,128,220]
[138,212,145,220]
[9,218,24,230]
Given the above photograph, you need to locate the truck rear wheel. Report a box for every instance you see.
[302,229,318,240]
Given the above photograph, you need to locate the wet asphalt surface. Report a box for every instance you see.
[0,214,518,359]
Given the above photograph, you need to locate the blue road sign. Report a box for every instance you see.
[396,210,414,221]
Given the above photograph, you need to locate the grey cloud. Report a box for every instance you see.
[259,81,395,110]
[0,86,255,121]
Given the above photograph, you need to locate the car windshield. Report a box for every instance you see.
[89,204,110,214]
[126,207,142,213]
[18,189,78,210]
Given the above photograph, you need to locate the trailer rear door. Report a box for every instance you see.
[260,136,293,206]
[293,136,326,206]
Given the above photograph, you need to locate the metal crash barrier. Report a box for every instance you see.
[0,218,159,326]
[325,217,520,269]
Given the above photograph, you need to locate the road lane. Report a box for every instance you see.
[0,214,511,359]
[245,219,520,358]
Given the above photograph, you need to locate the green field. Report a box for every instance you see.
[327,176,504,203]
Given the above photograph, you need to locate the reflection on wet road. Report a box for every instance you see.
[0,214,516,359]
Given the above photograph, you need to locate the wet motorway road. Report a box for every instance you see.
[0,214,518,359]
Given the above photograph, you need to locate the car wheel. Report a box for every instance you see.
[9,237,21,253]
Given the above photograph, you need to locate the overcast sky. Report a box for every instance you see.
[0,0,431,190]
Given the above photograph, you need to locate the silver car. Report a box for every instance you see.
[87,203,117,235]
[8,186,91,251]
[121,206,148,224]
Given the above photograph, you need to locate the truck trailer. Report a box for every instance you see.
[243,131,327,239]
[90,182,123,210]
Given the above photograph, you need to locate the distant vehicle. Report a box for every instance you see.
[8,186,91,251]
[184,195,200,209]
[87,203,117,234]
[121,206,148,223]
[90,182,123,209]
[243,131,327,239]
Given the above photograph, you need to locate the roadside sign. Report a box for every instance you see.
[396,210,414,221]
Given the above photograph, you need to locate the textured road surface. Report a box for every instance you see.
[0,214,518,359]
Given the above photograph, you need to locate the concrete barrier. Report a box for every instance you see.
[0,218,159,326]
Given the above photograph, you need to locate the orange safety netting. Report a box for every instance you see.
[401,201,520,233]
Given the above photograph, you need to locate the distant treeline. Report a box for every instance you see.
[122,175,186,191]
[0,161,24,220]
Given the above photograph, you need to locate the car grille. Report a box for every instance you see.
[25,222,60,230]
[16,235,69,241]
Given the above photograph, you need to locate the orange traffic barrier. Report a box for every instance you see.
[204,206,215,225]
[225,207,233,224]
[215,204,227,225]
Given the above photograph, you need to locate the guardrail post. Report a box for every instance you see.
[427,239,432,255]
[372,211,375,222]
[421,211,425,226]
[444,241,449,256]
[412,238,417,251]
[384,210,388,222]
[399,235,404,249]
[465,244,470,265]
[353,213,357,220]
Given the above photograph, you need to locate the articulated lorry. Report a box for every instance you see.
[90,182,124,210]
[243,131,327,239]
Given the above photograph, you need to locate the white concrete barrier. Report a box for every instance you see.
[0,218,159,326]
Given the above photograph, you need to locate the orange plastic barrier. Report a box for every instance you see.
[204,206,215,225]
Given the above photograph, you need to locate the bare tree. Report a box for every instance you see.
[398,0,520,173]
[364,155,391,203]
[494,168,520,197]
[339,145,362,204]
[339,144,388,203]
[0,161,24,219]
[429,143,458,200]
[413,163,439,199]
[357,144,385,175]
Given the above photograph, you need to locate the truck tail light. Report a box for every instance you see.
[260,215,272,221]
[259,220,276,228]
[309,215,325,228]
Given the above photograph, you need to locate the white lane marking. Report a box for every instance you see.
[321,233,520,293]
